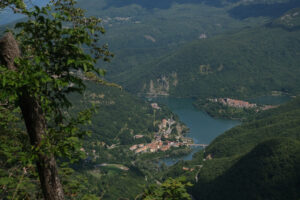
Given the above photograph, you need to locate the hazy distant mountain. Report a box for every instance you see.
[116,8,300,99]
[100,0,297,10]
[2,0,300,100]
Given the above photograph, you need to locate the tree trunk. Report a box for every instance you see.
[0,32,65,200]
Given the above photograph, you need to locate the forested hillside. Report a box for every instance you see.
[192,138,300,200]
[77,0,278,80]
[71,81,177,146]
[74,0,300,101]
[205,96,300,157]
[161,97,300,200]
[120,9,300,98]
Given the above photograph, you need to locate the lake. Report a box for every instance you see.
[154,97,240,166]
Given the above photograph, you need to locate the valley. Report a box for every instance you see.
[1,0,300,199]
[73,1,300,197]
[76,0,300,102]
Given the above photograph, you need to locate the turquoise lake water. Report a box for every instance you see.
[154,97,240,166]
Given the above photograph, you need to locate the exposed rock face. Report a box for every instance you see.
[144,35,156,42]
[171,72,178,86]
[148,76,169,97]
[199,64,213,75]
[143,72,178,97]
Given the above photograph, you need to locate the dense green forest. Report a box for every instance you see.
[192,138,300,200]
[205,96,300,157]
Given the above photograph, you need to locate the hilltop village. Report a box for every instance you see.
[129,103,192,154]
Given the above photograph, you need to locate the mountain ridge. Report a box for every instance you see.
[116,10,300,99]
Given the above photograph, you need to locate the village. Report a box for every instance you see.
[129,103,193,154]
[209,98,257,109]
[208,97,278,111]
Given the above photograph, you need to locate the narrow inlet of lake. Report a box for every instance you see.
[154,97,240,166]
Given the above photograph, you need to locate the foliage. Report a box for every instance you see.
[142,177,192,200]
[0,0,26,9]
[0,108,41,199]
[83,168,146,200]
[0,0,112,198]
[0,0,112,161]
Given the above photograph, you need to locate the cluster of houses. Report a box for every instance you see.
[129,118,193,154]
[129,102,192,154]
[209,98,279,111]
[209,98,257,109]
[182,167,195,172]
[129,115,190,154]
[129,140,184,154]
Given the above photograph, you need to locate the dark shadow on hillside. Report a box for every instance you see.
[103,0,240,10]
[192,138,300,200]
[229,1,300,19]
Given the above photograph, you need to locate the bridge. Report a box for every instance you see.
[189,144,208,148]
